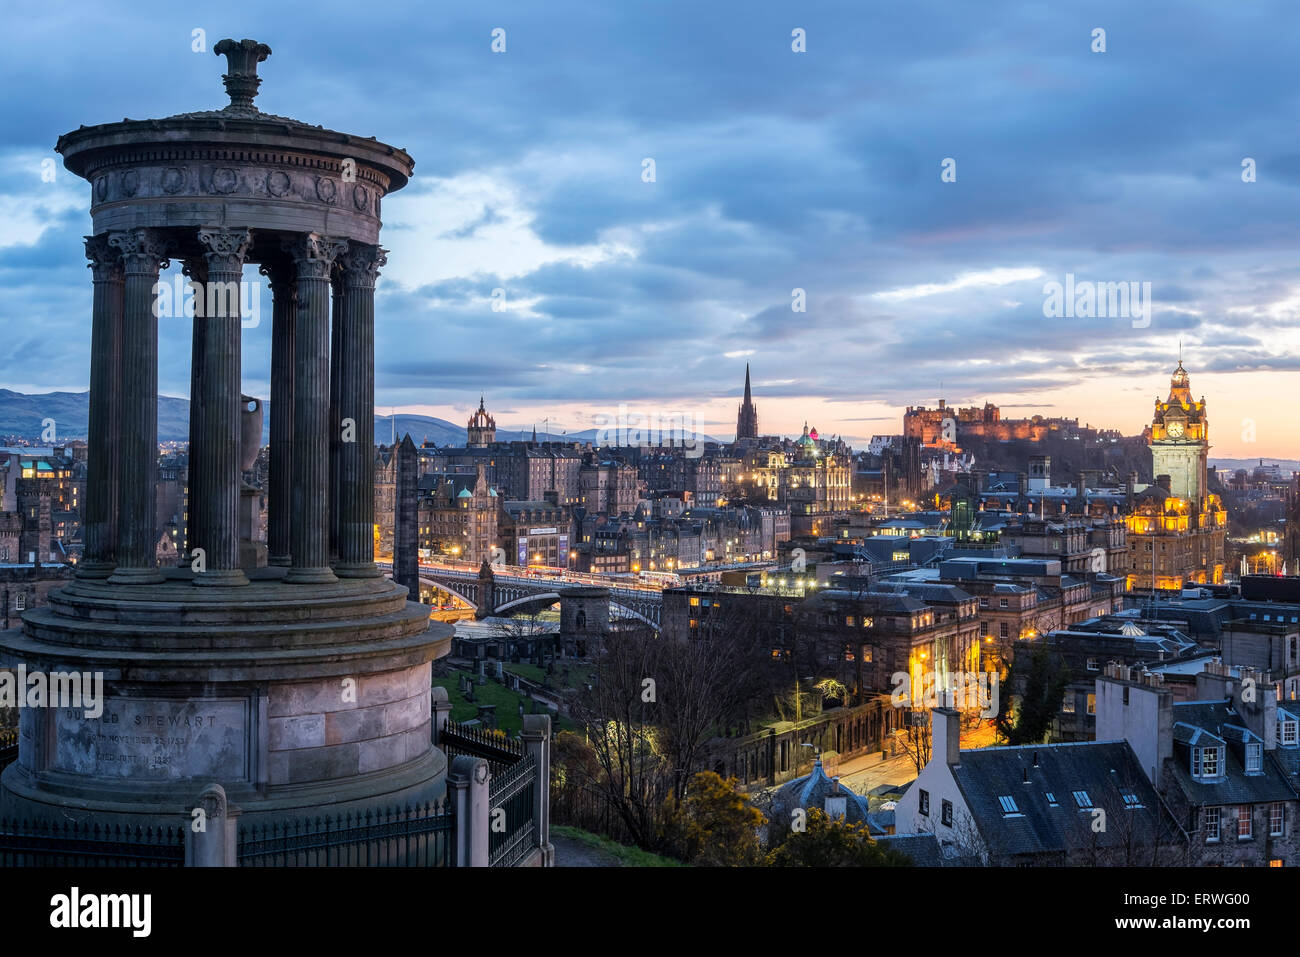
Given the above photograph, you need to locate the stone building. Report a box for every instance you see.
[579,458,641,516]
[896,708,1181,865]
[1096,664,1300,866]
[498,500,572,568]
[418,465,498,563]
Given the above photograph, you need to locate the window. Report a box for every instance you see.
[979,597,989,608]
[998,795,1019,815]
[1121,789,1143,808]
[1282,720,1298,747]
[919,789,930,816]
[1000,622,1009,638]
[1246,743,1262,774]
[1271,802,1285,837]
[941,799,953,826]
[1238,807,1253,841]
[999,598,1008,609]
[1205,806,1221,842]
[1193,746,1220,778]
[14,594,25,612]
[1086,657,1099,671]
[1045,791,1058,806]
[1086,693,1096,715]
[1062,695,1076,714]
[1072,790,1092,809]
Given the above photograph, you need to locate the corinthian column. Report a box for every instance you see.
[78,235,124,579]
[335,244,387,578]
[260,259,296,566]
[329,266,344,565]
[283,233,347,584]
[191,226,252,586]
[181,255,208,562]
[106,227,170,585]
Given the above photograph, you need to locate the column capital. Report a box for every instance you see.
[84,235,123,282]
[197,226,253,273]
[181,257,209,285]
[340,244,388,289]
[282,233,348,280]
[107,227,171,273]
[258,258,297,296]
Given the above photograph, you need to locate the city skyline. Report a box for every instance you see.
[6,2,1300,460]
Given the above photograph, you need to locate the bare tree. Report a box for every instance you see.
[895,710,932,776]
[491,610,552,664]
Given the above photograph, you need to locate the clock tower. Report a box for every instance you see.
[1149,360,1209,509]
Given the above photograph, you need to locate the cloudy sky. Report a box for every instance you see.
[4,0,1300,457]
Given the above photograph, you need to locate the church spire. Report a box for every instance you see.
[736,364,759,441]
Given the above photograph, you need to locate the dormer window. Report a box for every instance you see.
[1280,718,1298,748]
[1246,742,1263,774]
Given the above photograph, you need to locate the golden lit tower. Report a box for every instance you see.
[1149,360,1209,510]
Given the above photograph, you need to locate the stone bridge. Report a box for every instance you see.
[391,562,663,629]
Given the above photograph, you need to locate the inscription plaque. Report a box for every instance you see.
[52,697,250,782]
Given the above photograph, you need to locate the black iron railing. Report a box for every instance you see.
[440,718,525,775]
[236,798,455,867]
[489,753,536,867]
[0,817,186,867]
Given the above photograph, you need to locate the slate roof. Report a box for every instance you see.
[877,833,946,866]
[951,740,1172,859]
[1165,701,1298,807]
[772,758,873,826]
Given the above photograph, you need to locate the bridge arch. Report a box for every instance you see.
[416,577,478,610]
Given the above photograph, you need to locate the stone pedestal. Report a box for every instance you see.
[0,571,452,827]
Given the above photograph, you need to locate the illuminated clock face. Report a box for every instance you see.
[1166,420,1185,438]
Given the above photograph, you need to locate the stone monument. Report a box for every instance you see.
[0,39,452,827]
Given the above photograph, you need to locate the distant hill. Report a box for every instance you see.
[1210,458,1300,473]
[0,390,718,449]
[0,389,191,443]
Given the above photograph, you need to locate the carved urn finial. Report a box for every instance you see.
[213,38,272,112]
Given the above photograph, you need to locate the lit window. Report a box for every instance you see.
[1087,693,1096,715]
[1193,746,1220,778]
